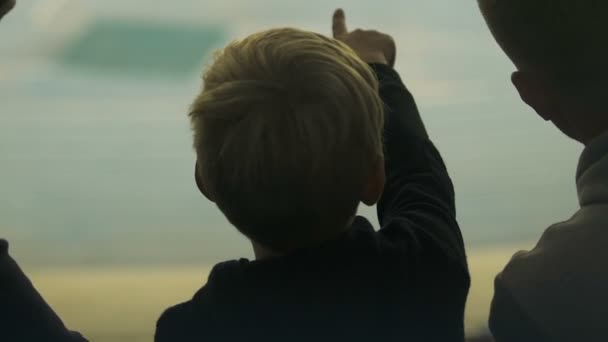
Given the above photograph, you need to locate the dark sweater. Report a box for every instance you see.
[155,64,470,342]
[0,239,87,342]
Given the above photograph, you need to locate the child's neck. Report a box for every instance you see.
[251,217,357,260]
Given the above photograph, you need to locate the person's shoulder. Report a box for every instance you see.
[157,301,192,325]
[155,300,197,341]
[503,208,605,279]
[155,282,217,340]
[495,208,605,304]
[499,223,570,286]
[493,210,608,342]
[366,216,469,287]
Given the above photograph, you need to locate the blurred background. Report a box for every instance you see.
[0,0,581,341]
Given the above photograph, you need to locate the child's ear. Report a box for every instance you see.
[195,161,214,202]
[511,71,554,121]
[361,156,385,206]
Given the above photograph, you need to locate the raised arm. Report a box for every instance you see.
[332,9,467,271]
[373,64,466,267]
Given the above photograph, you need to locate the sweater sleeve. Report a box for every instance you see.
[370,63,468,273]
[0,239,88,342]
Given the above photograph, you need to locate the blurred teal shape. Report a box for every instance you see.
[60,19,225,78]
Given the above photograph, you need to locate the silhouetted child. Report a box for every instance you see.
[156,9,469,342]
[478,1,608,341]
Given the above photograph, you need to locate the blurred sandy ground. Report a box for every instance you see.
[27,243,532,342]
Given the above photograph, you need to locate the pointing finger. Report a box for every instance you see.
[332,8,348,38]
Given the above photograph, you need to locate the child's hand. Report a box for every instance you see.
[332,8,396,67]
[0,0,15,21]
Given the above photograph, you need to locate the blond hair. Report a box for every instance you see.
[478,0,608,82]
[190,28,384,252]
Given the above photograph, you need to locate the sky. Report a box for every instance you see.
[0,0,582,267]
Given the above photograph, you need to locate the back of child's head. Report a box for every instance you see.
[478,0,608,89]
[190,28,385,252]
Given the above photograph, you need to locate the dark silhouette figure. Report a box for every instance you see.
[478,0,608,341]
[0,240,87,342]
[156,10,469,342]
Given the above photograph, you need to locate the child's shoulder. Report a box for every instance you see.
[156,299,198,339]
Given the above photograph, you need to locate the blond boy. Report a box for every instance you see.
[478,1,608,341]
[156,9,469,342]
